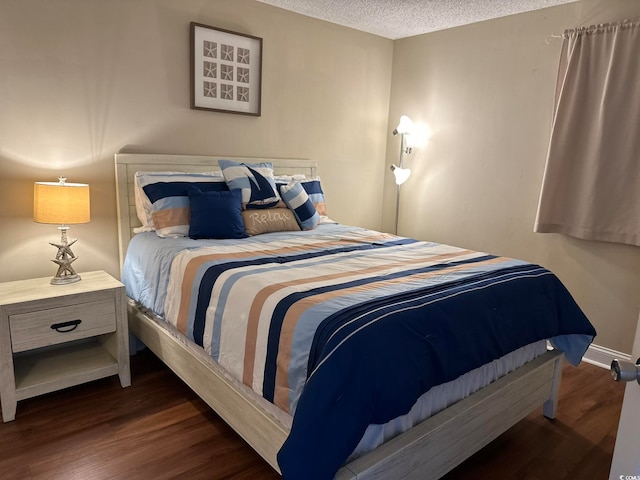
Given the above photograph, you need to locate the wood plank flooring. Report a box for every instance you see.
[0,349,624,479]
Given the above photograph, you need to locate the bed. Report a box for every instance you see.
[114,153,596,479]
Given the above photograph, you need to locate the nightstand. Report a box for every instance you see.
[0,270,131,422]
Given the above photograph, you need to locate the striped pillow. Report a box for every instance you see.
[219,160,281,209]
[134,171,225,233]
[137,173,228,237]
[276,177,327,216]
[280,181,319,230]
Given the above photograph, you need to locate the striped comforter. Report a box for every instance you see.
[156,226,596,479]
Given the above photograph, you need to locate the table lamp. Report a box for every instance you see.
[33,176,90,285]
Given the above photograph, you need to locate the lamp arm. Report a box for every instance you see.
[399,134,414,165]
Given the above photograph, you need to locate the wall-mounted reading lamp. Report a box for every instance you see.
[391,115,415,234]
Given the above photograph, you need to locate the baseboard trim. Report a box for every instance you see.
[582,343,631,370]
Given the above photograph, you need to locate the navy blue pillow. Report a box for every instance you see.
[188,187,247,239]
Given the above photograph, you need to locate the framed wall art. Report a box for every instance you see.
[190,22,262,116]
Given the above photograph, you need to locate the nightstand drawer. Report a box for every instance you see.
[9,299,116,353]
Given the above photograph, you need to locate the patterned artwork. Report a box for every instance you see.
[203,61,216,78]
[221,84,233,100]
[221,64,234,81]
[237,48,250,64]
[191,23,262,115]
[204,81,216,98]
[237,86,249,102]
[237,67,249,84]
[203,40,217,58]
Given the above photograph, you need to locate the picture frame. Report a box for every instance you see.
[190,22,262,116]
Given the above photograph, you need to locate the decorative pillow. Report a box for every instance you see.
[134,171,224,233]
[280,181,320,230]
[276,177,327,216]
[299,178,327,216]
[141,177,228,238]
[219,159,281,209]
[188,187,247,240]
[241,208,301,236]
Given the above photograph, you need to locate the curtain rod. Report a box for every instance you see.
[546,18,640,44]
[545,33,562,44]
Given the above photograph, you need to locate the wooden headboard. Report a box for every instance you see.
[114,153,316,271]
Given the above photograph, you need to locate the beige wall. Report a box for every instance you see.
[0,0,393,282]
[386,0,640,354]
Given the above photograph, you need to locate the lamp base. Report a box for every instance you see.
[49,226,82,286]
[50,273,81,285]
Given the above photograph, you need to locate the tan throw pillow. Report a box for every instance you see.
[241,208,301,236]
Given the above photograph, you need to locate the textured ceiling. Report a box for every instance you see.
[256,0,579,39]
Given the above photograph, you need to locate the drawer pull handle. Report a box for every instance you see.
[50,319,82,333]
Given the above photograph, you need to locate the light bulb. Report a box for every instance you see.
[393,115,415,136]
[390,165,411,185]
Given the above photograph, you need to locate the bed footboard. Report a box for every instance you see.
[128,300,563,480]
[336,349,564,479]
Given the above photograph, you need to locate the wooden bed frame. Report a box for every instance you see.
[115,153,564,479]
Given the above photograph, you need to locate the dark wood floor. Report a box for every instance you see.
[0,349,624,479]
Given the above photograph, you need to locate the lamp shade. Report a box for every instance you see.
[390,165,411,185]
[34,180,90,225]
[394,115,415,136]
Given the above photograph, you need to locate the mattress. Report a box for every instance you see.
[122,224,595,478]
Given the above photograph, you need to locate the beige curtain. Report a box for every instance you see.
[534,20,640,247]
